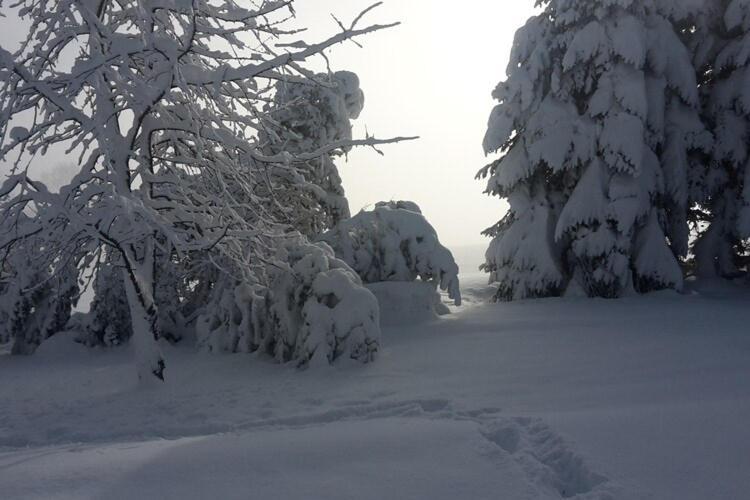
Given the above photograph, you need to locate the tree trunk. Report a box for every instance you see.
[122,267,165,382]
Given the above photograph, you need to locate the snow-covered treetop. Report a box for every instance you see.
[257,70,369,236]
[264,71,366,156]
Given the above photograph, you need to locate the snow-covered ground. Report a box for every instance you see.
[1,251,749,499]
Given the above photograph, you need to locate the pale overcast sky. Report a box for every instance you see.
[292,1,537,245]
[0,1,537,247]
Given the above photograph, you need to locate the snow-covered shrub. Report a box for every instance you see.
[197,240,380,368]
[479,0,709,300]
[483,204,565,302]
[320,202,461,306]
[261,71,367,236]
[271,241,380,367]
[195,275,267,356]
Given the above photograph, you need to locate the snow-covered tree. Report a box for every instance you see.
[0,1,404,380]
[261,71,366,236]
[320,201,461,306]
[197,239,380,367]
[0,234,79,354]
[479,0,708,300]
[690,0,750,277]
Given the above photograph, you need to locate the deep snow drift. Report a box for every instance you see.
[1,254,749,500]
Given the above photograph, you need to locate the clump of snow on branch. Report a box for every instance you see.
[320,202,461,306]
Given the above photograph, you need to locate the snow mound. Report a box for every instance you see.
[366,281,450,327]
[30,330,89,362]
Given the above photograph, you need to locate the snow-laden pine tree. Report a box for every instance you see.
[261,71,365,236]
[0,1,403,379]
[691,0,750,277]
[480,0,709,300]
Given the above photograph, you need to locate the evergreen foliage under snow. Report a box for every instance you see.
[197,240,380,368]
[479,0,714,300]
[320,202,462,306]
[261,71,367,236]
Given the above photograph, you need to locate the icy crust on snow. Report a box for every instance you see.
[197,240,380,368]
[320,201,461,306]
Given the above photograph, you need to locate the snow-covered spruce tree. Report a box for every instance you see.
[479,0,708,300]
[0,1,403,380]
[261,71,365,237]
[319,201,461,306]
[690,0,750,277]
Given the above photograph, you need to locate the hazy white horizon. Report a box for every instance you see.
[293,1,536,246]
